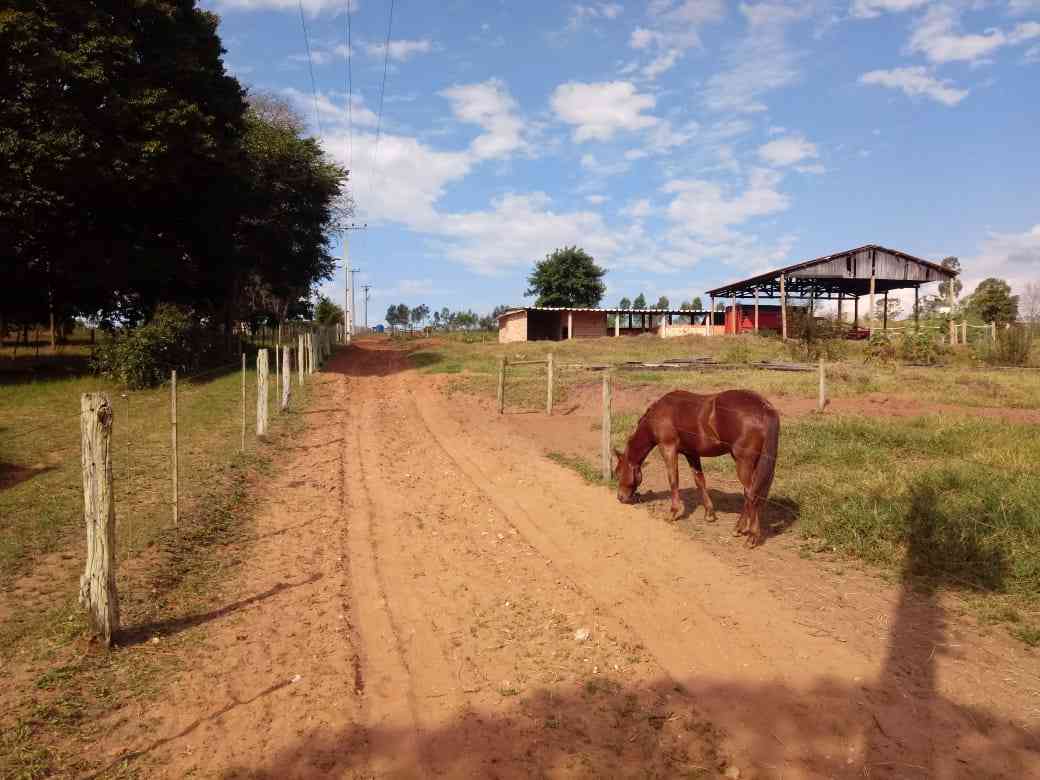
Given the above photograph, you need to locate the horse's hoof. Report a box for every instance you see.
[705,513,717,524]
[745,535,762,549]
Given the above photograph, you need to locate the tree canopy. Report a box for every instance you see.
[967,278,1018,324]
[619,297,632,310]
[525,247,606,308]
[937,257,963,302]
[632,293,647,309]
[0,1,348,341]
[655,296,670,310]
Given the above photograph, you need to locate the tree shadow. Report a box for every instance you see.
[119,573,322,647]
[0,461,56,491]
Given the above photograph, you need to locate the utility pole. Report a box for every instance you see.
[362,285,372,329]
[340,223,366,342]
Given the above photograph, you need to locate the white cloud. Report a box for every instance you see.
[280,88,379,128]
[622,198,654,218]
[767,125,787,135]
[1026,43,1040,63]
[580,152,631,176]
[551,81,658,141]
[860,66,969,105]
[758,134,819,166]
[702,2,810,113]
[908,5,1040,65]
[663,168,790,242]
[365,38,434,62]
[586,194,609,204]
[641,0,727,49]
[439,79,528,160]
[569,2,624,28]
[850,0,929,20]
[1009,0,1040,15]
[795,162,827,174]
[641,49,682,79]
[951,224,1040,295]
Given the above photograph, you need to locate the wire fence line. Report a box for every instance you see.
[0,326,339,644]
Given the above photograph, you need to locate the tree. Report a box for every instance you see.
[619,297,632,310]
[410,304,430,328]
[386,303,412,332]
[633,293,647,309]
[655,296,670,310]
[525,246,606,307]
[439,307,452,329]
[937,257,963,302]
[692,296,703,310]
[967,278,1019,324]
[314,296,344,326]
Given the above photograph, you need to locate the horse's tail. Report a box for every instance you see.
[749,405,780,504]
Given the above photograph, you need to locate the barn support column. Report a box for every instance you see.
[854,296,859,328]
[709,297,715,336]
[779,274,788,340]
[567,311,573,340]
[614,313,620,337]
[837,295,843,327]
[754,288,759,334]
[883,290,889,330]
[869,274,877,337]
[732,295,738,335]
[914,286,920,330]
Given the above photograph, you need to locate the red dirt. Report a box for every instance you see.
[93,340,1039,778]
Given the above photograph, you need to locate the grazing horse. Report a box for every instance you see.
[613,389,780,547]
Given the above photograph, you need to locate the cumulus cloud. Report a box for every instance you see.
[663,168,790,243]
[569,2,624,28]
[586,194,609,204]
[757,134,819,166]
[365,38,434,61]
[638,0,727,50]
[622,198,654,218]
[551,81,658,141]
[908,5,1040,64]
[964,224,1040,291]
[860,66,969,105]
[439,79,528,160]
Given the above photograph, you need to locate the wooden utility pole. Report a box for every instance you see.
[546,353,554,415]
[170,371,178,526]
[779,274,788,340]
[80,392,119,645]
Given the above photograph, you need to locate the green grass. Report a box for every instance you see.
[547,452,609,485]
[0,343,316,777]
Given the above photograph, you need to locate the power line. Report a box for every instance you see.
[345,0,353,170]
[373,0,395,168]
[297,0,323,140]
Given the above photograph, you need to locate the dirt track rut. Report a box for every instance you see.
[100,341,1039,779]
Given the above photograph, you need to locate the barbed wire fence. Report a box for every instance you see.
[0,325,337,644]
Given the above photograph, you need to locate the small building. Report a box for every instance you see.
[723,304,789,334]
[497,307,722,343]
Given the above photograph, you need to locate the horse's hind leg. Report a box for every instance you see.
[684,454,716,523]
[733,454,756,537]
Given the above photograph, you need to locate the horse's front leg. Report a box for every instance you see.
[660,444,682,521]
[685,453,716,523]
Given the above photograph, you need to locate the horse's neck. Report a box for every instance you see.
[626,418,656,465]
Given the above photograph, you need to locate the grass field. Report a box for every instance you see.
[411,331,1040,645]
[0,337,313,778]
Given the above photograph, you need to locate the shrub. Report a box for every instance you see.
[785,311,847,362]
[92,304,219,388]
[976,325,1033,366]
[864,331,896,364]
[900,329,944,365]
[719,339,753,364]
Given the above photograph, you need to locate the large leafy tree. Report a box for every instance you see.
[619,297,631,309]
[314,296,344,326]
[967,278,1019,324]
[1,0,247,332]
[633,293,647,309]
[655,296,670,310]
[525,246,606,307]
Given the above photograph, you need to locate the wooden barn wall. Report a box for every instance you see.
[498,311,528,343]
[570,311,607,338]
[789,248,944,283]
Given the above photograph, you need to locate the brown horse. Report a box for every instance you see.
[613,389,780,547]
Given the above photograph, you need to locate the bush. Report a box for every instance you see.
[900,329,944,365]
[977,325,1033,366]
[785,311,847,362]
[864,331,896,364]
[92,304,220,388]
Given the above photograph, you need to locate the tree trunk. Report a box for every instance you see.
[79,393,119,645]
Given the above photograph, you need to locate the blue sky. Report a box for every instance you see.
[204,0,1040,322]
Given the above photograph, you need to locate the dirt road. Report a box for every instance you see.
[101,340,1039,778]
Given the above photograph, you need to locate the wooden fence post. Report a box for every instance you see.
[991,321,997,342]
[949,319,957,346]
[546,353,554,415]
[257,348,269,437]
[240,353,246,452]
[298,334,305,384]
[961,320,967,345]
[282,345,291,410]
[818,357,826,413]
[170,370,178,526]
[274,339,280,394]
[80,392,119,645]
[497,357,506,415]
[601,372,612,481]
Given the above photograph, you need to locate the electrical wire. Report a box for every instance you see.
[298,0,324,140]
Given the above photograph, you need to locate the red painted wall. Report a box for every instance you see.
[724,305,783,334]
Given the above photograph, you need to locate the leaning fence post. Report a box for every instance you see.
[282,345,291,411]
[601,372,612,481]
[80,392,119,645]
[546,352,555,415]
[170,370,178,526]
[818,357,826,413]
[497,356,506,415]
[257,348,269,437]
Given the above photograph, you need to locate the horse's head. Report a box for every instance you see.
[613,448,642,504]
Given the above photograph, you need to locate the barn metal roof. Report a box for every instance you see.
[497,306,711,320]
[705,244,958,300]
